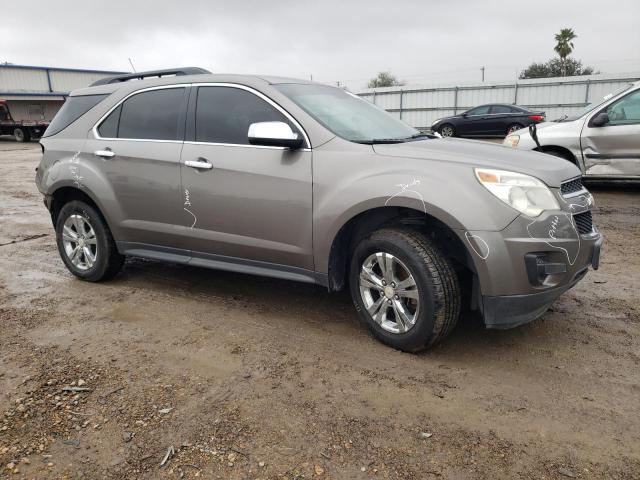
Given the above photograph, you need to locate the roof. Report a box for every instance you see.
[71,72,315,97]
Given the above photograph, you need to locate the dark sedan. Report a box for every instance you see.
[431,104,545,138]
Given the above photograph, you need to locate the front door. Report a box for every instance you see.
[460,105,492,136]
[582,88,640,177]
[179,85,313,270]
[85,86,189,251]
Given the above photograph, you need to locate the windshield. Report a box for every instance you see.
[560,84,633,122]
[275,84,421,143]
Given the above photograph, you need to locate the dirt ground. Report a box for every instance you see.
[1,140,639,480]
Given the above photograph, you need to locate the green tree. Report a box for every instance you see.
[554,28,577,76]
[519,29,597,79]
[519,58,596,79]
[367,71,404,88]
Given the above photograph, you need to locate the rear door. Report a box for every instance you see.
[85,86,189,253]
[581,88,640,177]
[179,84,314,269]
[487,105,518,135]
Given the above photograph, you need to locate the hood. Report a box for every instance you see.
[373,138,580,188]
[432,115,459,125]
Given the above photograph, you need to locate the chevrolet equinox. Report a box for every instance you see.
[35,68,603,352]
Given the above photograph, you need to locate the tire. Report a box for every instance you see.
[349,228,460,352]
[506,123,524,135]
[13,128,30,143]
[55,200,124,282]
[438,124,455,137]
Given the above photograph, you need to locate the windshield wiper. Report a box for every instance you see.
[407,133,434,140]
[353,138,407,145]
[354,133,434,145]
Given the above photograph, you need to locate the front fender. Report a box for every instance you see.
[312,154,519,274]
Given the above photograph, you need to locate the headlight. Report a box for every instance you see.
[504,135,519,147]
[475,168,559,217]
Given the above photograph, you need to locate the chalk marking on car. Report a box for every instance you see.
[385,177,427,213]
[183,188,197,229]
[525,212,581,265]
[464,232,490,260]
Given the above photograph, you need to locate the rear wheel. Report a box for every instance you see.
[13,128,30,143]
[349,228,460,352]
[506,123,523,135]
[55,200,124,282]
[438,124,455,137]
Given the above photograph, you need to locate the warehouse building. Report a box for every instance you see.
[0,64,125,139]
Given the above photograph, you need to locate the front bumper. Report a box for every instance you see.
[483,233,601,328]
[463,208,603,329]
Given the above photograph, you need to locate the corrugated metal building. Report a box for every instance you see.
[357,72,640,130]
[0,64,126,122]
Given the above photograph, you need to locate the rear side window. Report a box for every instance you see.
[195,86,297,144]
[97,105,121,138]
[491,105,513,114]
[116,88,186,140]
[43,94,107,137]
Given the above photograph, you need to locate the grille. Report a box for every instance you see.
[573,211,593,235]
[561,177,584,196]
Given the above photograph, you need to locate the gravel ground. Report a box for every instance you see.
[1,140,639,479]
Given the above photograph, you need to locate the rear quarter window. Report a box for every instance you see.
[43,94,108,137]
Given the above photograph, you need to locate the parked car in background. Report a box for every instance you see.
[36,68,601,352]
[504,80,640,180]
[431,104,545,138]
[0,99,50,142]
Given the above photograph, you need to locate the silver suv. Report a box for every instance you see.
[35,68,603,351]
[504,80,640,179]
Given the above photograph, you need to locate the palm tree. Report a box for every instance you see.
[554,28,577,76]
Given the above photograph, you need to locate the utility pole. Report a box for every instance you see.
[480,66,485,82]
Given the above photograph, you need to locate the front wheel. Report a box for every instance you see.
[55,200,124,282]
[349,228,461,352]
[438,124,455,137]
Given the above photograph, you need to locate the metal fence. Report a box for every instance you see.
[356,72,640,130]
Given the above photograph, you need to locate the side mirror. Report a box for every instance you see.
[248,121,303,149]
[461,113,469,118]
[590,112,609,127]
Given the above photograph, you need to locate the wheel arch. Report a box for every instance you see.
[49,186,113,233]
[534,145,579,166]
[326,206,476,293]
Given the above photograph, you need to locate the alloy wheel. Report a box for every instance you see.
[440,126,454,137]
[62,214,98,271]
[359,252,420,334]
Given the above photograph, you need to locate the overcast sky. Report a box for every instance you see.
[3,0,640,89]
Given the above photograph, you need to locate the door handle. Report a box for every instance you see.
[94,149,115,159]
[185,159,213,170]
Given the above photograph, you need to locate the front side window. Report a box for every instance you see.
[467,106,491,116]
[116,88,186,140]
[195,86,298,145]
[275,84,419,144]
[44,94,107,137]
[606,89,640,125]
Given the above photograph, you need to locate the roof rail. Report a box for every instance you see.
[90,67,211,87]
